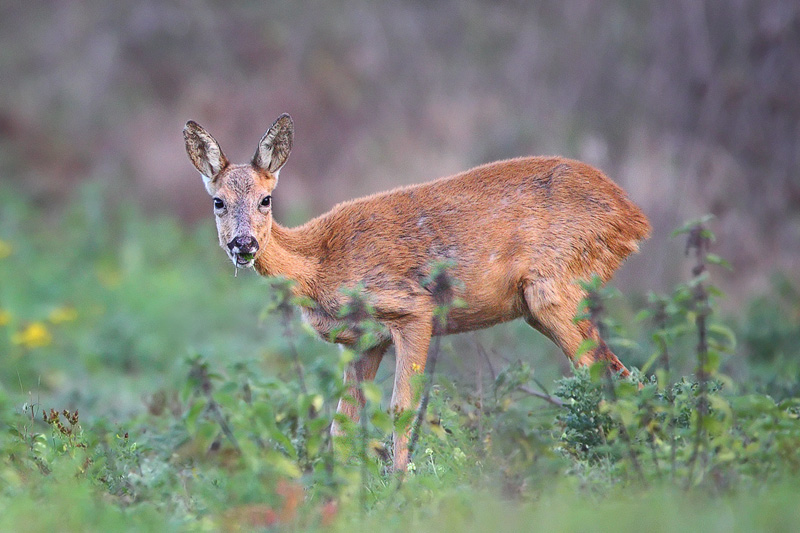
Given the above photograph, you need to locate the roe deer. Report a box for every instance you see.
[183,113,651,472]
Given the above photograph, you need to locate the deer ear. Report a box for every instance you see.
[253,114,293,180]
[183,121,229,191]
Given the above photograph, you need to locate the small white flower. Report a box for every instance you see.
[407,461,416,472]
[425,447,433,456]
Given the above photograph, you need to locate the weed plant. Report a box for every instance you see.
[1,189,799,531]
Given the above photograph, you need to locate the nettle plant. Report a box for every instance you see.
[174,262,473,506]
[7,216,799,528]
[553,216,800,488]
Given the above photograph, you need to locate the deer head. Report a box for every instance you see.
[183,114,293,270]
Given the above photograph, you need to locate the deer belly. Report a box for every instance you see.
[300,306,390,347]
[439,301,520,335]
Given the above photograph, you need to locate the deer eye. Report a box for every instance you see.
[260,195,272,208]
[213,197,225,210]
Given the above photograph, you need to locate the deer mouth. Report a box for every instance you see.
[233,252,255,267]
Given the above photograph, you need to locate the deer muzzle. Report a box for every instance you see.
[227,235,259,266]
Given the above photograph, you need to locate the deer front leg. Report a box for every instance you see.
[389,319,433,473]
[331,343,389,438]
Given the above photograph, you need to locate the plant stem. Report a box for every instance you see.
[192,362,242,454]
[359,386,368,514]
[517,385,565,407]
[685,222,711,485]
[476,350,485,457]
[604,370,646,485]
[281,309,309,398]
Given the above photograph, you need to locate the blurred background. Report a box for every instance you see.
[3,0,799,297]
[1,1,799,411]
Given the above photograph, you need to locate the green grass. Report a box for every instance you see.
[1,183,799,531]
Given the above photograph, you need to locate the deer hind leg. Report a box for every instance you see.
[522,278,629,377]
[331,342,389,437]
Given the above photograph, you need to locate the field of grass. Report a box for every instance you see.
[1,182,799,532]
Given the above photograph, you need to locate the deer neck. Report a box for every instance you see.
[254,222,319,298]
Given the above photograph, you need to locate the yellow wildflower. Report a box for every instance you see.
[411,363,422,373]
[49,306,78,324]
[0,309,10,326]
[11,322,52,349]
[0,239,11,259]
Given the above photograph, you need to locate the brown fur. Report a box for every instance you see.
[184,114,651,472]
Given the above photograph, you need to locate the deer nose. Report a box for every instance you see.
[227,236,259,255]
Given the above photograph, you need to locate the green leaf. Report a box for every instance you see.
[370,410,392,433]
[269,427,297,458]
[708,394,732,421]
[654,368,670,391]
[358,332,378,351]
[361,381,383,405]
[291,294,316,308]
[706,253,733,270]
[614,382,638,399]
[608,337,639,351]
[332,413,354,435]
[589,361,606,382]
[306,433,322,457]
[338,347,357,366]
[329,324,348,343]
[730,395,776,416]
[429,420,448,440]
[394,409,416,433]
[708,323,737,350]
[183,400,206,434]
[700,228,716,242]
[707,285,725,298]
[214,391,236,408]
[687,271,710,287]
[311,394,324,413]
[265,451,302,478]
[308,416,331,435]
[614,400,637,427]
[640,350,662,375]
[702,350,721,374]
[575,338,598,358]
[670,214,715,237]
[577,274,604,292]
[254,403,297,457]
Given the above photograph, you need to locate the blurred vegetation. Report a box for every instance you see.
[1,188,799,531]
[1,0,798,300]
